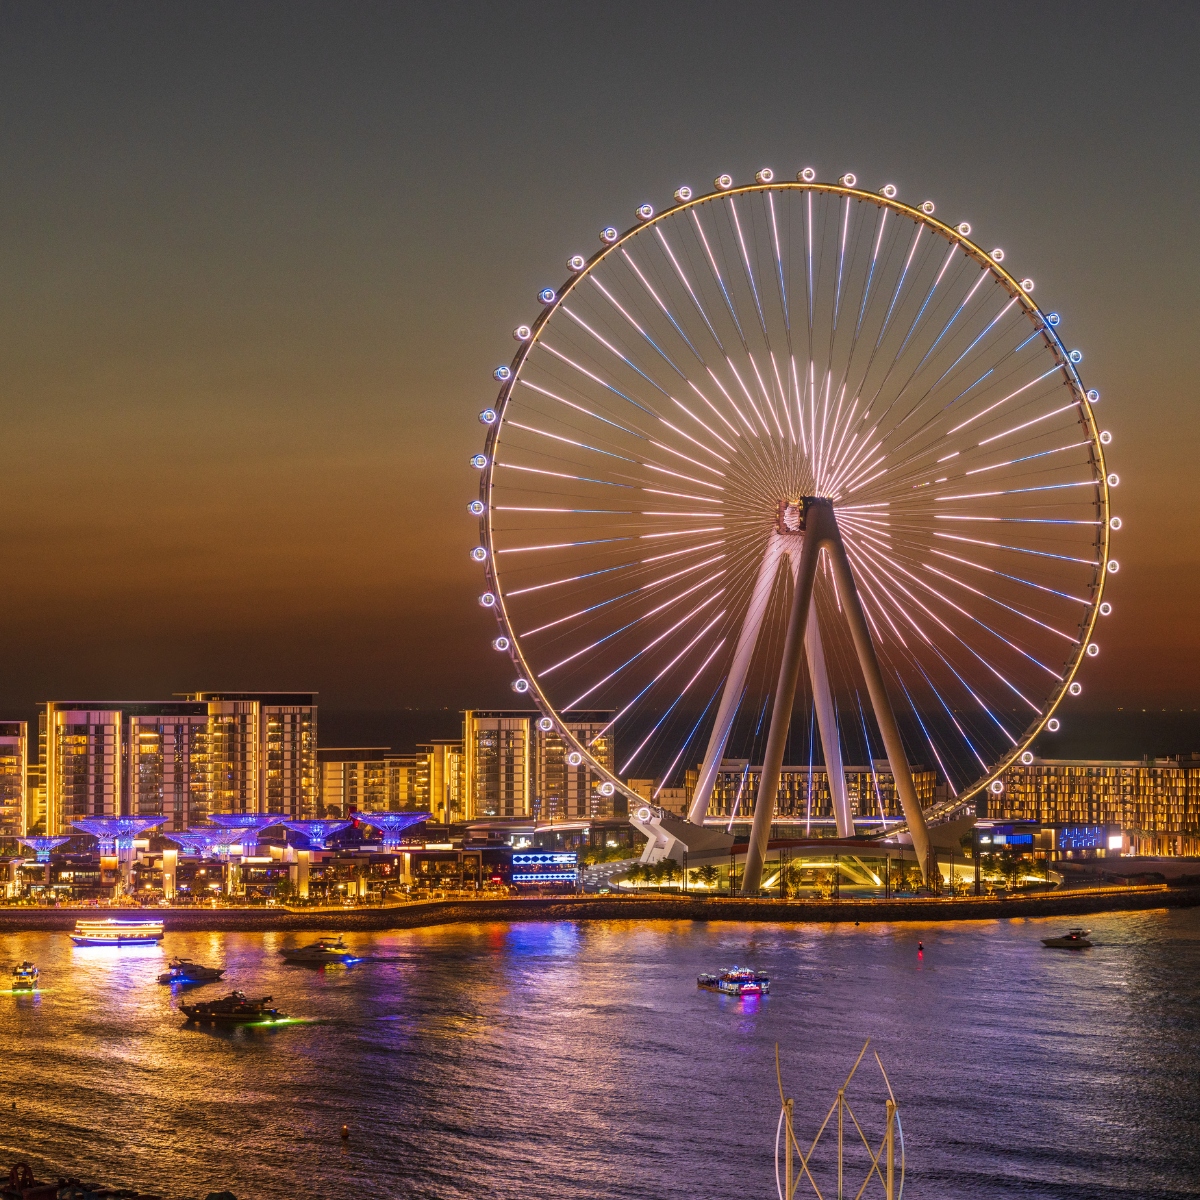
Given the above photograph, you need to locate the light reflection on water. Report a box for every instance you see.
[1,910,1198,1200]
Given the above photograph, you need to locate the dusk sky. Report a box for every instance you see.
[1,2,1197,744]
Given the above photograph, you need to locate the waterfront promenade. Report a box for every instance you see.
[0,883,1195,933]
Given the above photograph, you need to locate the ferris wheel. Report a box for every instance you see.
[467,168,1116,889]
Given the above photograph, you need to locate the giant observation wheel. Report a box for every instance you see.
[467,169,1117,881]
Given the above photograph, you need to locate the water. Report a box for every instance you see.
[2,909,1199,1200]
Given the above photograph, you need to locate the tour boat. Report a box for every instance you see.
[181,991,287,1025]
[70,918,165,946]
[157,957,225,985]
[1041,928,1092,949]
[12,962,39,991]
[279,936,354,963]
[697,966,771,995]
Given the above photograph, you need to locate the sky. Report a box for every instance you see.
[0,1,1197,748]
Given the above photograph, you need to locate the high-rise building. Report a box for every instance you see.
[696,759,937,827]
[39,701,209,835]
[0,721,28,841]
[318,748,391,816]
[386,752,429,810]
[182,692,317,820]
[998,756,1200,856]
[421,740,465,823]
[463,710,617,820]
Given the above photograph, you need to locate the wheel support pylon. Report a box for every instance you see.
[687,497,934,893]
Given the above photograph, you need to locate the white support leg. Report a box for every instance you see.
[686,535,785,825]
[804,605,854,838]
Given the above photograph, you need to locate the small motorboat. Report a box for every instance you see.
[279,936,354,963]
[1042,928,1092,949]
[698,966,770,995]
[12,962,39,991]
[181,991,287,1025]
[157,957,225,985]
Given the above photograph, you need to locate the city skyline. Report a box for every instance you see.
[0,3,1197,731]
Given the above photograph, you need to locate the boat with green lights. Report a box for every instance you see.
[180,991,287,1025]
[12,961,39,991]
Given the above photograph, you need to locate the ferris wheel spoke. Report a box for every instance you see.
[963,441,1091,476]
[586,276,691,381]
[766,192,790,331]
[932,531,1097,567]
[975,401,1080,447]
[726,196,770,340]
[919,563,1079,642]
[653,227,727,354]
[516,379,651,439]
[690,208,747,345]
[618,248,706,363]
[928,549,1091,606]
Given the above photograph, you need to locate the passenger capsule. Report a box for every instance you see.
[635,203,654,221]
[600,227,619,244]
[755,168,774,184]
[674,186,693,202]
[798,167,816,182]
[881,183,898,199]
[567,254,586,271]
[467,500,485,516]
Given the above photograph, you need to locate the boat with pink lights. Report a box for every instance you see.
[697,966,770,995]
[70,918,165,946]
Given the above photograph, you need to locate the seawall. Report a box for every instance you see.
[0,883,1196,933]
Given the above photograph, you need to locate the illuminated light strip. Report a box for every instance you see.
[620,638,727,774]
[644,463,724,490]
[505,421,637,463]
[937,451,959,463]
[667,399,738,454]
[565,591,725,708]
[688,380,742,438]
[705,367,757,434]
[517,379,646,438]
[805,191,814,322]
[895,675,956,792]
[872,547,1064,680]
[655,680,725,797]
[497,463,632,488]
[642,539,724,563]
[724,356,773,436]
[875,225,924,349]
[767,192,789,329]
[836,502,890,511]
[589,276,688,380]
[946,367,1062,434]
[934,480,1097,502]
[978,402,1081,446]
[848,539,1043,710]
[654,227,725,351]
[769,351,796,443]
[506,564,629,598]
[933,532,1096,566]
[496,537,631,554]
[619,248,705,363]
[825,428,882,496]
[646,438,726,480]
[935,516,1101,526]
[540,572,725,676]
[562,305,674,399]
[815,371,833,490]
[639,527,724,539]
[520,555,726,637]
[854,207,889,337]
[642,488,722,504]
[841,458,887,496]
[656,417,730,463]
[728,197,769,338]
[907,658,987,777]
[642,511,728,517]
[789,356,808,455]
[690,208,746,342]
[832,195,851,326]
[849,544,1018,748]
[824,396,860,486]
[891,242,960,364]
[929,296,1019,391]
[540,343,652,414]
[965,441,1090,475]
[494,506,632,513]
[598,614,726,742]
[903,260,990,377]
[929,549,1090,605]
[747,351,785,438]
[921,563,1077,641]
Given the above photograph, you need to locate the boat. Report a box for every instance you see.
[12,962,39,990]
[1042,928,1093,949]
[279,936,354,963]
[70,917,165,946]
[180,991,287,1025]
[157,957,225,985]
[698,966,770,995]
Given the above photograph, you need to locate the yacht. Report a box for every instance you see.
[698,966,771,995]
[1041,928,1092,949]
[279,936,354,963]
[157,957,225,985]
[181,991,287,1025]
[12,962,39,991]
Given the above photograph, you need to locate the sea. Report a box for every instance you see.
[2,908,1198,1200]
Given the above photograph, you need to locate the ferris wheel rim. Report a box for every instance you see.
[473,176,1112,819]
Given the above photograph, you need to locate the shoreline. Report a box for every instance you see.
[0,884,1195,933]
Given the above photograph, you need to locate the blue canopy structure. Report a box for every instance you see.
[72,816,166,853]
[164,829,227,857]
[355,811,430,850]
[279,819,353,850]
[17,835,71,862]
